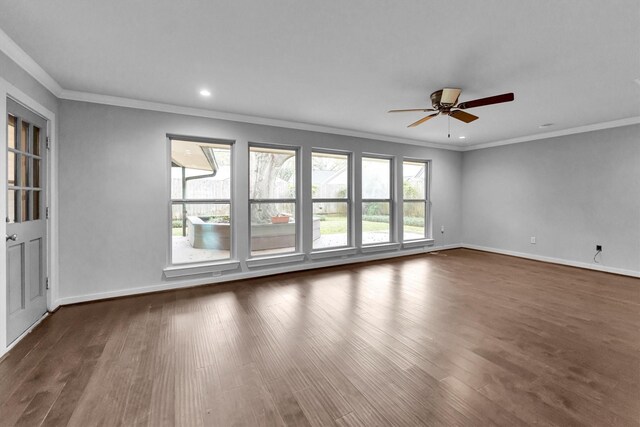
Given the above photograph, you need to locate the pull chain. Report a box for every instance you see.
[448,115,451,138]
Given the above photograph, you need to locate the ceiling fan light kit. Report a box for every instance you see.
[389,88,515,136]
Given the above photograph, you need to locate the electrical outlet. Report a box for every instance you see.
[530,236,536,244]
[441,225,445,233]
[596,244,602,251]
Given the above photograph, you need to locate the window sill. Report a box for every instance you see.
[309,247,358,260]
[402,239,435,249]
[163,260,241,278]
[360,242,401,253]
[246,253,306,268]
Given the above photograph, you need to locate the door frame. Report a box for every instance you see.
[0,77,58,356]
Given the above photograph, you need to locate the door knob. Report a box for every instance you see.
[6,234,17,241]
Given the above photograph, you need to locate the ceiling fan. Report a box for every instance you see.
[388,88,514,129]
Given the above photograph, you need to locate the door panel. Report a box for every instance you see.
[6,98,47,344]
[28,239,43,299]
[7,244,24,314]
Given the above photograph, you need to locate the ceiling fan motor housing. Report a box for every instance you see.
[430,90,453,114]
[430,90,443,108]
[430,90,455,114]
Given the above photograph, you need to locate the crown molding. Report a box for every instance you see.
[0,26,459,151]
[0,27,63,97]
[59,89,462,151]
[463,116,640,151]
[2,25,637,153]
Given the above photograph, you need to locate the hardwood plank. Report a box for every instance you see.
[335,412,367,427]
[0,248,637,426]
[265,378,312,426]
[148,300,177,427]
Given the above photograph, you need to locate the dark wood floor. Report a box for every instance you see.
[1,249,638,426]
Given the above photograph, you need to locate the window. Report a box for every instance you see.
[312,151,350,250]
[361,156,392,245]
[170,138,232,264]
[403,160,429,240]
[249,145,298,256]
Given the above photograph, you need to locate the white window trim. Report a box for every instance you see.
[402,158,431,242]
[248,142,300,258]
[309,246,358,260]
[163,260,241,278]
[360,242,401,253]
[246,252,306,268]
[361,154,395,246]
[402,239,435,249]
[311,149,353,253]
[166,134,235,267]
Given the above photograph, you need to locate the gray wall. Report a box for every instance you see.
[58,100,463,301]
[462,124,640,273]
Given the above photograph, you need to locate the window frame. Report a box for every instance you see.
[402,158,431,241]
[361,154,394,246]
[167,134,235,266]
[248,142,300,258]
[311,149,353,251]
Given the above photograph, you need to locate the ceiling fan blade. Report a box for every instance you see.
[388,108,435,113]
[457,92,514,109]
[441,88,461,105]
[450,110,479,123]
[408,113,439,127]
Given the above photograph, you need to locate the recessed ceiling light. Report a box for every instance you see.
[458,136,466,139]
[199,89,211,97]
[539,123,554,128]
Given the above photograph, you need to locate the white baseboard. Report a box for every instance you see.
[462,244,640,278]
[55,243,462,306]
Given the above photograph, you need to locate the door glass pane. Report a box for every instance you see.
[403,201,426,240]
[362,202,390,244]
[21,121,29,152]
[32,126,40,156]
[8,115,16,149]
[21,154,29,187]
[33,190,40,220]
[312,152,348,198]
[21,190,30,222]
[362,157,390,199]
[8,151,16,186]
[33,158,40,188]
[403,161,426,199]
[313,202,348,249]
[249,146,296,199]
[7,189,16,223]
[250,202,296,256]
[171,203,231,264]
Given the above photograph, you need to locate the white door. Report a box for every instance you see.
[6,98,47,344]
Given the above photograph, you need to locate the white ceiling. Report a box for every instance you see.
[0,0,639,147]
